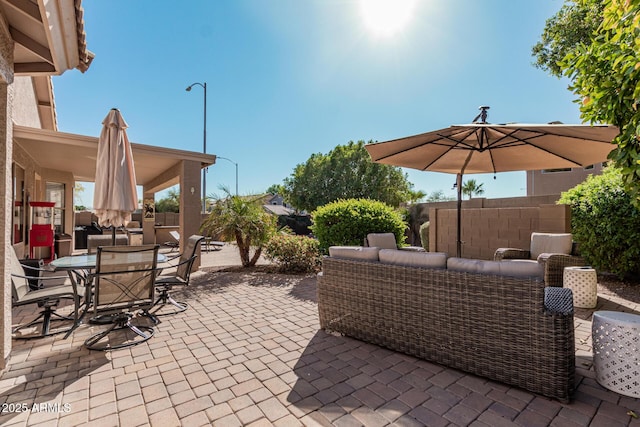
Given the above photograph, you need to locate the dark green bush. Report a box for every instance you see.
[311,198,407,252]
[264,234,321,273]
[559,167,640,278]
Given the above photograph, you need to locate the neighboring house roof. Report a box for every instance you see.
[263,204,295,216]
[0,0,94,75]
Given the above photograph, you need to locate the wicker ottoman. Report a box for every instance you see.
[592,311,640,397]
[563,266,597,308]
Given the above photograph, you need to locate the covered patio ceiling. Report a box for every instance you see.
[13,125,216,192]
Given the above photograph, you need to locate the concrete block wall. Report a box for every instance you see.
[415,196,571,260]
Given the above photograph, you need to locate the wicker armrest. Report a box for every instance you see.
[544,287,574,315]
[540,253,587,287]
[494,248,530,261]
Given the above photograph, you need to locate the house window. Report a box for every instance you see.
[46,182,65,234]
[584,164,594,170]
[542,168,572,173]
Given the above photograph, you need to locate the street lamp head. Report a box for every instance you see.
[186,82,205,92]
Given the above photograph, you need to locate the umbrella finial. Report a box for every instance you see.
[472,105,490,123]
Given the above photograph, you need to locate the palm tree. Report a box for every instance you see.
[200,188,277,267]
[462,179,485,200]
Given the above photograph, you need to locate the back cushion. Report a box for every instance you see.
[366,233,398,250]
[498,259,544,278]
[328,246,380,261]
[379,249,447,269]
[530,233,573,259]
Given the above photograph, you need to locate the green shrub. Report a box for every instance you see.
[559,167,640,278]
[311,198,407,253]
[419,221,430,251]
[264,234,321,273]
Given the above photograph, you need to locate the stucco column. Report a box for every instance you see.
[179,160,202,269]
[141,190,155,244]
[0,16,14,369]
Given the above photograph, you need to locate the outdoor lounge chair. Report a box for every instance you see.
[163,230,180,252]
[11,249,84,339]
[150,235,204,316]
[84,245,159,351]
[494,232,586,287]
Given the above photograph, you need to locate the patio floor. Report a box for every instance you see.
[3,245,640,426]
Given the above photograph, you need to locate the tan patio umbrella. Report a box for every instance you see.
[365,107,619,257]
[93,108,138,244]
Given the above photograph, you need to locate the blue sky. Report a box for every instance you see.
[53,0,578,207]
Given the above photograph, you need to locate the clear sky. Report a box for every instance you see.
[52,0,578,207]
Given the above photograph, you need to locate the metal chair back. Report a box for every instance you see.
[93,244,159,313]
[176,235,204,281]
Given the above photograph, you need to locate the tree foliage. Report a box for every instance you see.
[556,0,640,202]
[532,0,604,78]
[461,179,485,199]
[559,167,640,278]
[283,141,415,212]
[200,188,277,267]
[155,189,180,213]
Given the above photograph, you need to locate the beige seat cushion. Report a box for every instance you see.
[366,233,398,250]
[447,257,543,279]
[328,246,380,261]
[379,249,447,269]
[530,233,573,259]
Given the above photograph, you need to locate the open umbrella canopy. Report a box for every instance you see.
[93,109,138,228]
[366,112,619,257]
[366,122,619,174]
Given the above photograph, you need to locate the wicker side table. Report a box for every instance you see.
[563,266,597,308]
[592,311,640,397]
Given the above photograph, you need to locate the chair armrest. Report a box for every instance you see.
[544,287,574,315]
[538,253,587,287]
[11,273,68,282]
[494,248,530,261]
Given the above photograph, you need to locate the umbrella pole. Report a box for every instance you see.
[456,173,463,258]
[111,226,116,246]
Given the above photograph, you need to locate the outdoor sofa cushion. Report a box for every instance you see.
[328,246,380,261]
[366,233,398,250]
[447,257,543,279]
[530,232,573,259]
[378,249,447,269]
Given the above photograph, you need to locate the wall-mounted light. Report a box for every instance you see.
[190,187,195,195]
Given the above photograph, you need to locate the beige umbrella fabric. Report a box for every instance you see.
[93,109,138,229]
[365,119,619,257]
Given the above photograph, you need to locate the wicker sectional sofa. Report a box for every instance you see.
[317,247,576,402]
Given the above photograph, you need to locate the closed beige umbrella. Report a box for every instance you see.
[365,107,619,256]
[93,109,138,240]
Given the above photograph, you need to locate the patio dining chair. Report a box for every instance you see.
[10,249,84,339]
[150,235,204,316]
[84,244,159,351]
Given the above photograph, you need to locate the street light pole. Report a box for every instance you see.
[217,156,238,196]
[186,82,207,213]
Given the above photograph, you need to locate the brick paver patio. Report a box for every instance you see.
[2,245,640,426]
